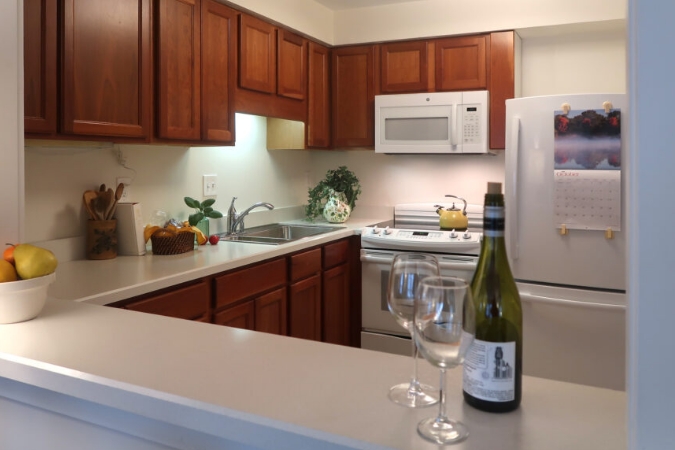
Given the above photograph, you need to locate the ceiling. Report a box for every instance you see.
[312,0,425,10]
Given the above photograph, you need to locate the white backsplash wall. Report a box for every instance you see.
[24,114,313,243]
[309,151,506,210]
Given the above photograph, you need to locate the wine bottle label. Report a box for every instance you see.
[483,206,505,237]
[463,339,516,402]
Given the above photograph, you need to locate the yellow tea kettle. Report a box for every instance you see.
[435,195,469,231]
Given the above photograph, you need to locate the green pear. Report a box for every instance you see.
[13,244,58,280]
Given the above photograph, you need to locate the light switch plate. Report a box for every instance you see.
[203,174,217,196]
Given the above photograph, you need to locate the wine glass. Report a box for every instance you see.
[386,253,440,407]
[414,276,476,445]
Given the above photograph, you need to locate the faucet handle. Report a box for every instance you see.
[228,196,238,213]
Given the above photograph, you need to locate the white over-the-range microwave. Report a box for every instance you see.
[375,90,489,154]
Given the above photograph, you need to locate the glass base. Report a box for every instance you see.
[388,382,439,408]
[417,417,469,445]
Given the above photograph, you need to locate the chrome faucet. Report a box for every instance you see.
[227,197,275,234]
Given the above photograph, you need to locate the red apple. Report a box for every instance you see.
[208,235,220,245]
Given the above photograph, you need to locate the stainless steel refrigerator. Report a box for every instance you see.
[505,93,626,390]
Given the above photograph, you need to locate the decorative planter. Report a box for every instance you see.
[323,191,351,223]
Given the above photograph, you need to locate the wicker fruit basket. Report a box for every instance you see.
[151,232,195,255]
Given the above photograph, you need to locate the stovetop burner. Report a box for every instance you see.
[361,202,483,255]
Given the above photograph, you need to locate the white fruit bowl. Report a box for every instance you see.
[0,272,55,324]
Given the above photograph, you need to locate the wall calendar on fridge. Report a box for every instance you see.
[552,107,622,232]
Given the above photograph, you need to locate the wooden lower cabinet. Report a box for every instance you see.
[110,238,360,346]
[289,274,322,341]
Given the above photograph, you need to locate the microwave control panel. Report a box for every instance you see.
[462,105,482,144]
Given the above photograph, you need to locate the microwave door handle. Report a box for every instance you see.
[451,103,458,147]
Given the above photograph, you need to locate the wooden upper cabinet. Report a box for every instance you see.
[277,29,307,100]
[380,41,428,93]
[24,0,57,135]
[239,13,276,94]
[201,0,237,143]
[61,0,151,138]
[155,0,201,141]
[306,41,331,148]
[435,35,488,91]
[332,45,375,148]
[488,31,515,150]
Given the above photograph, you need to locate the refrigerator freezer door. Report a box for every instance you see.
[505,93,627,290]
[519,282,626,390]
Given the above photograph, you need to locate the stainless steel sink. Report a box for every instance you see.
[219,223,345,245]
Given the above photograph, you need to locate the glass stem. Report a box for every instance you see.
[437,369,448,423]
[408,336,421,394]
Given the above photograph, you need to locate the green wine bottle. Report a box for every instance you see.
[463,181,522,413]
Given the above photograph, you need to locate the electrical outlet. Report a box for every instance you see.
[203,174,217,196]
[116,177,132,201]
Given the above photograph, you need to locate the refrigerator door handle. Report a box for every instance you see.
[507,116,521,260]
[520,291,626,312]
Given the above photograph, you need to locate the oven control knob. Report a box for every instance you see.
[383,227,393,235]
[371,226,380,234]
[449,229,458,239]
[462,231,471,240]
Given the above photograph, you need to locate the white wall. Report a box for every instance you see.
[519,21,626,97]
[0,0,22,245]
[627,1,675,448]
[332,0,625,45]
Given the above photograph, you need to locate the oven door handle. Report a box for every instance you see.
[361,252,477,271]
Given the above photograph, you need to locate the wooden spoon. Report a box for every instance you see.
[83,190,99,220]
[107,182,125,219]
[101,188,115,221]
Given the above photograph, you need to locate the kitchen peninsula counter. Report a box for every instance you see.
[0,296,626,450]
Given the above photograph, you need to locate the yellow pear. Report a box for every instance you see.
[13,244,58,280]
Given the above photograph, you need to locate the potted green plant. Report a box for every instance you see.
[305,166,362,221]
[184,197,223,237]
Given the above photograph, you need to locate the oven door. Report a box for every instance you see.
[360,249,478,353]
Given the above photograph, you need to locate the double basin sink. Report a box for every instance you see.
[218,223,345,245]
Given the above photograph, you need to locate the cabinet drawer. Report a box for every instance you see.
[323,239,349,269]
[290,248,321,282]
[125,281,210,320]
[215,258,286,308]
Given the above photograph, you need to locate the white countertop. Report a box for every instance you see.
[0,298,626,450]
[1,215,627,449]
[50,218,377,305]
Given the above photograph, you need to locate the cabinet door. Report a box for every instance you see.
[306,41,331,148]
[380,41,428,93]
[255,287,288,335]
[24,0,57,134]
[435,35,488,91]
[289,274,322,341]
[156,0,201,140]
[322,263,350,346]
[62,0,151,138]
[214,300,255,330]
[201,0,237,143]
[277,29,306,100]
[239,14,276,94]
[332,45,375,148]
[488,31,515,150]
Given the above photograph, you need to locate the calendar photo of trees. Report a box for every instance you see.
[553,109,621,170]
